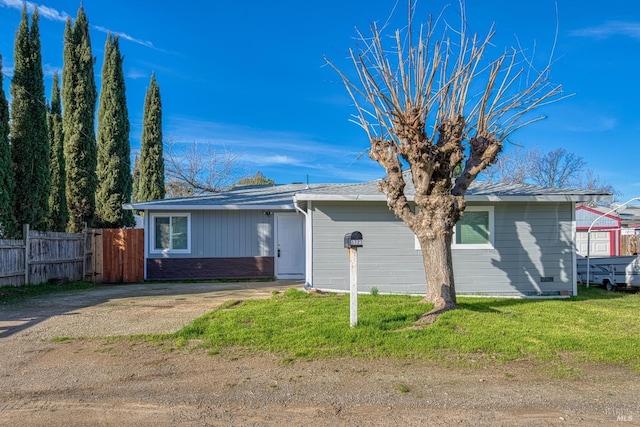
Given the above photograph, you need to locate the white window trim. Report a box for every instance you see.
[413,205,495,250]
[150,212,191,254]
[453,205,494,249]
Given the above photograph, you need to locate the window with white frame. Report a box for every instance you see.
[151,213,190,253]
[453,206,494,249]
[414,206,494,250]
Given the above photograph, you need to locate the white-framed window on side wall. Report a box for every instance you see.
[452,206,494,249]
[150,213,191,254]
[414,206,495,250]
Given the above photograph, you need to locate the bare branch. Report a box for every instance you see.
[164,139,245,194]
[326,1,565,315]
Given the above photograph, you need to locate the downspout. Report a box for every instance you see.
[294,196,313,289]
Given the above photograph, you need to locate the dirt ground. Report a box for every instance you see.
[1,281,639,426]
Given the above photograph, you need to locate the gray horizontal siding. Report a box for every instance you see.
[147,210,273,259]
[311,202,425,294]
[311,201,574,296]
[457,201,575,295]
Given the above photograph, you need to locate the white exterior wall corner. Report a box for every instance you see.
[572,203,578,296]
[306,201,313,288]
[143,210,149,280]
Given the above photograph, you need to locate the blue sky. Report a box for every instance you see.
[0,0,639,199]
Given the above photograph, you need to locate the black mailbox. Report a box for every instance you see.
[344,231,363,248]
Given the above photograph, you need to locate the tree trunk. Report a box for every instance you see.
[416,232,457,324]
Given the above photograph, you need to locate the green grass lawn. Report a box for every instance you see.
[172,286,640,370]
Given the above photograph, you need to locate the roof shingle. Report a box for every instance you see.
[124,175,612,211]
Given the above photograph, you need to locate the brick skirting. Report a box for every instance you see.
[146,257,275,280]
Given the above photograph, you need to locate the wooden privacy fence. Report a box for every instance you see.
[621,234,639,256]
[0,224,88,286]
[0,225,144,286]
[90,228,144,283]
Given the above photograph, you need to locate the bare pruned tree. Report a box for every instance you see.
[164,139,245,195]
[164,180,196,199]
[484,147,540,185]
[529,147,585,188]
[485,147,616,200]
[326,2,564,323]
[575,168,618,202]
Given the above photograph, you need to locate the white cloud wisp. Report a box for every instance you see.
[93,25,155,49]
[160,117,382,184]
[570,21,640,40]
[0,0,69,21]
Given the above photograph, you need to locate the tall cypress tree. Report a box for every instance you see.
[0,54,17,238]
[131,155,140,203]
[95,34,134,228]
[10,6,50,231]
[62,6,97,232]
[47,72,68,232]
[137,73,165,201]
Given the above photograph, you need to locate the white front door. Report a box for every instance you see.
[275,213,304,279]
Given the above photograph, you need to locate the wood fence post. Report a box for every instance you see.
[83,223,92,283]
[23,224,30,285]
[93,229,102,283]
[83,224,87,281]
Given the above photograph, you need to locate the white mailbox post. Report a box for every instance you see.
[344,231,363,328]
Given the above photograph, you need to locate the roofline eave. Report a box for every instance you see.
[122,203,296,211]
[293,194,613,203]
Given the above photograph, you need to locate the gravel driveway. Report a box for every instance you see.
[1,281,639,426]
[0,280,298,340]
